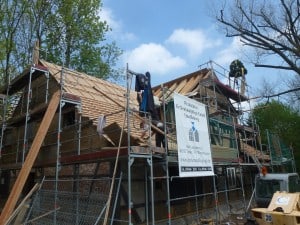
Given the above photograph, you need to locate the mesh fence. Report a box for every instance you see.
[20,178,113,225]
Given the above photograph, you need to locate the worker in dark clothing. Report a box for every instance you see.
[135,72,157,119]
[154,121,165,148]
[135,72,165,148]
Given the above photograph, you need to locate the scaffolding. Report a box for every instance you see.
[267,130,296,173]
[0,94,7,159]
[126,63,245,224]
[126,67,171,225]
[0,59,295,225]
[198,61,262,217]
[22,66,50,163]
[0,65,119,224]
[151,61,251,224]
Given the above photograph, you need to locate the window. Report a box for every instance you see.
[256,180,281,198]
[63,110,75,127]
[226,167,236,188]
[289,175,300,192]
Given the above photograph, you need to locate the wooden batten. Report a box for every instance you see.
[130,146,165,154]
[32,40,39,66]
[62,92,81,103]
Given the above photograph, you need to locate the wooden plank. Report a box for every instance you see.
[163,82,178,100]
[241,142,270,161]
[0,90,60,224]
[173,79,187,94]
[153,86,161,96]
[130,146,165,154]
[186,74,202,93]
[62,92,81,102]
[180,76,196,94]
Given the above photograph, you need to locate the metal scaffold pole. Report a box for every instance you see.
[162,84,172,225]
[0,71,11,160]
[126,65,159,225]
[126,64,133,225]
[54,68,64,225]
[22,67,34,163]
[212,175,219,224]
[0,94,8,159]
[232,114,247,215]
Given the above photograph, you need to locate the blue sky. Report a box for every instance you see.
[100,0,287,98]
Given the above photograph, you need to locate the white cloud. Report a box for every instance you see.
[215,37,244,65]
[99,7,120,30]
[166,28,222,57]
[124,43,186,75]
[99,7,136,41]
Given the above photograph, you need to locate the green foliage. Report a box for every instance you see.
[253,101,299,141]
[0,0,122,85]
[0,0,29,85]
[252,100,300,168]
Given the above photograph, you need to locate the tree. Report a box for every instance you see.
[254,75,300,112]
[0,0,122,85]
[286,75,300,111]
[0,0,28,86]
[253,100,299,143]
[251,100,300,170]
[44,0,122,79]
[12,0,54,70]
[216,0,300,76]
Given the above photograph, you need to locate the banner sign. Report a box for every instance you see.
[174,93,214,177]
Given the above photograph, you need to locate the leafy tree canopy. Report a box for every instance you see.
[0,0,122,85]
[252,100,300,153]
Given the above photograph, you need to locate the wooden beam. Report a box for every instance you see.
[32,40,39,65]
[161,82,177,100]
[180,76,196,94]
[183,75,202,94]
[0,90,61,224]
[173,79,187,94]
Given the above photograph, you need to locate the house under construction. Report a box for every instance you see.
[0,59,296,225]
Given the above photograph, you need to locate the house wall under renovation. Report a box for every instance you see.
[0,60,285,224]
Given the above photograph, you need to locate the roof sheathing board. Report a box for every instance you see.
[41,60,126,94]
[173,79,187,94]
[39,59,138,119]
[162,82,178,101]
[186,74,204,93]
[180,76,197,94]
[153,69,211,100]
[153,68,209,91]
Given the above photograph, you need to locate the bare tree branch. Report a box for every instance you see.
[255,64,295,70]
[281,0,300,47]
[215,0,300,77]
